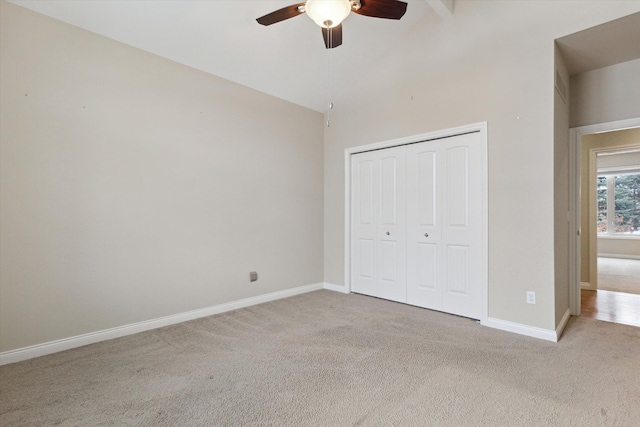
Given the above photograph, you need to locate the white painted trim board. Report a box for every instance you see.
[483,317,559,343]
[324,281,568,343]
[598,253,640,260]
[323,282,350,294]
[556,308,572,341]
[0,283,324,366]
[484,308,570,343]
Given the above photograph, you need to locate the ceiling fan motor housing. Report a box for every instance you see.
[296,0,362,14]
[305,0,352,28]
[256,0,408,49]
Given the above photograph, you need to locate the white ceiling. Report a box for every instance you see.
[8,0,436,112]
[8,1,640,112]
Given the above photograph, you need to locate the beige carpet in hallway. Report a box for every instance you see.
[1,290,639,426]
[598,257,640,294]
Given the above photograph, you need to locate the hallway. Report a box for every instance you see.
[597,257,640,294]
[581,289,640,328]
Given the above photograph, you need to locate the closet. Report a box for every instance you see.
[350,132,483,319]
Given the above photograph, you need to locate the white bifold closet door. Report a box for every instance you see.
[351,132,482,320]
[350,145,407,303]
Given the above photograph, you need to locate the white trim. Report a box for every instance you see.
[588,148,599,292]
[581,281,596,290]
[0,283,324,366]
[344,150,352,294]
[569,117,640,316]
[597,235,640,241]
[569,127,581,315]
[598,253,640,260]
[483,317,559,342]
[323,282,350,294]
[556,308,572,341]
[344,122,489,324]
[598,148,640,156]
[597,166,640,175]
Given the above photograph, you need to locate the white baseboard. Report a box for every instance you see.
[555,308,572,341]
[323,282,349,294]
[325,284,564,342]
[483,317,559,342]
[581,282,596,290]
[0,283,324,366]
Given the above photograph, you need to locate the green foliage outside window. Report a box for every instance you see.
[597,176,607,233]
[597,173,640,235]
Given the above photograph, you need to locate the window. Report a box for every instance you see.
[597,173,640,236]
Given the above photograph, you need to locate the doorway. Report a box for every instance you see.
[584,146,640,327]
[569,120,640,322]
[581,254,640,328]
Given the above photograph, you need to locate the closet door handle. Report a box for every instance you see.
[386,232,390,236]
[424,233,429,237]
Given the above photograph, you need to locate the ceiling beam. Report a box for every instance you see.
[425,0,454,18]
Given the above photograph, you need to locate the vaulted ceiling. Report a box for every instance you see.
[8,0,457,112]
[7,1,640,113]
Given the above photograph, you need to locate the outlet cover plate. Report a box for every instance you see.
[526,291,536,304]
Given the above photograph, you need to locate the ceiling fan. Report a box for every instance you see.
[256,0,408,49]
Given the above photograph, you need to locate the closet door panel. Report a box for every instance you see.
[358,239,375,280]
[377,148,407,302]
[406,144,441,308]
[446,245,470,295]
[417,243,437,290]
[351,146,406,302]
[445,146,469,228]
[351,154,379,297]
[351,131,483,319]
[441,133,482,319]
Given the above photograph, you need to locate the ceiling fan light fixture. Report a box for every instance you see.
[305,0,351,28]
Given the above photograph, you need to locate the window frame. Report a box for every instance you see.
[596,168,640,239]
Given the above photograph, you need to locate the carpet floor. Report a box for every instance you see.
[1,290,639,426]
[598,257,640,295]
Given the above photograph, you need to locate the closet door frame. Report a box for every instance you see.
[344,122,489,325]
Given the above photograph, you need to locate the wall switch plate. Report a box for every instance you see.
[526,291,536,304]
[250,271,258,282]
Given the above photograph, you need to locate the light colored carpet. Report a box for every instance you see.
[1,290,639,426]
[598,257,640,294]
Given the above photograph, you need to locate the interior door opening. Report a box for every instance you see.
[569,120,640,326]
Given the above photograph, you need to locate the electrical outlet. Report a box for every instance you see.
[526,291,536,304]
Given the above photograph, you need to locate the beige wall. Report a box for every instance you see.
[598,238,640,259]
[0,2,324,352]
[323,1,640,331]
[570,58,640,128]
[3,1,640,353]
[580,128,640,285]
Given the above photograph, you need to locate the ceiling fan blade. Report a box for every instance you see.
[355,0,407,20]
[256,3,305,26]
[322,24,343,49]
